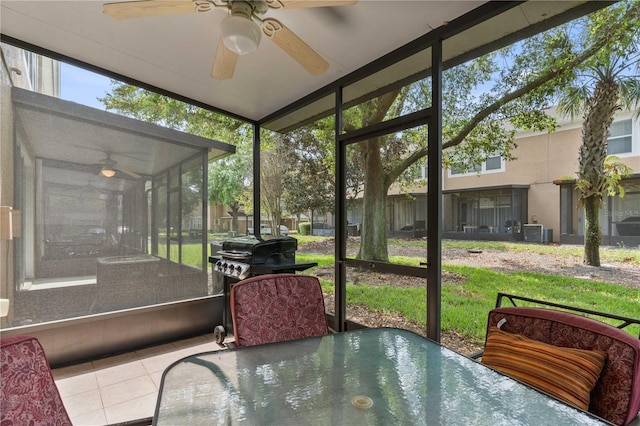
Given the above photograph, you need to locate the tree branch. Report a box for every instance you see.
[385,2,639,185]
[387,146,428,185]
[442,1,640,150]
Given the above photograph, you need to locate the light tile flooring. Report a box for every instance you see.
[52,333,233,425]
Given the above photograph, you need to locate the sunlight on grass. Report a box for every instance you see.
[442,265,640,341]
[389,238,640,265]
[293,235,332,245]
[230,237,639,343]
[315,256,639,343]
[296,253,334,268]
[161,236,638,346]
[389,256,425,266]
[157,244,205,268]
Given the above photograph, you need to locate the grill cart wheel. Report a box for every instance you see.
[214,325,226,346]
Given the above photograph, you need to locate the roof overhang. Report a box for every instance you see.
[1,1,611,131]
[12,87,235,179]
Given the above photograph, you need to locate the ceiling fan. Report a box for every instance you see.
[94,153,141,178]
[103,0,357,79]
[77,183,112,198]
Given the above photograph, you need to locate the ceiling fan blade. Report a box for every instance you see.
[212,38,239,80]
[262,19,329,76]
[103,0,197,20]
[275,0,357,10]
[116,167,142,178]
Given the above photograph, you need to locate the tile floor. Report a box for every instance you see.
[52,333,233,425]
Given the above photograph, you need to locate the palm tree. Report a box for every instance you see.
[557,51,640,266]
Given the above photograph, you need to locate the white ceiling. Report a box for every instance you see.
[1,0,603,128]
[1,0,486,122]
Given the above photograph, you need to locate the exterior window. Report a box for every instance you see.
[451,163,480,175]
[558,178,640,246]
[607,119,632,155]
[450,155,503,176]
[442,188,527,234]
[450,165,465,175]
[485,155,502,171]
[611,189,640,237]
[559,184,573,235]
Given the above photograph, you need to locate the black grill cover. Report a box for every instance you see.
[222,236,297,265]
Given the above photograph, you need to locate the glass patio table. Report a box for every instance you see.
[153,328,609,425]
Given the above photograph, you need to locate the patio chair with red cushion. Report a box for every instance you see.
[1,335,72,425]
[230,273,329,347]
[475,293,640,426]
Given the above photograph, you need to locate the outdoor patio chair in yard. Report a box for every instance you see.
[230,273,329,347]
[1,335,72,425]
[473,293,640,426]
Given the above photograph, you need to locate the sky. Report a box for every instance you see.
[60,63,113,110]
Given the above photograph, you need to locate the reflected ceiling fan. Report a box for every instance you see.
[74,183,112,199]
[94,153,141,178]
[103,0,357,79]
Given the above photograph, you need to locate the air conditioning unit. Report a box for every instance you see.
[523,224,543,243]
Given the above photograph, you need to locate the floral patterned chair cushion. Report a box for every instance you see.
[485,307,640,426]
[231,273,329,347]
[1,335,72,425]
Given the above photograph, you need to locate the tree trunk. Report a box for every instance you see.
[230,202,240,232]
[358,138,390,261]
[582,195,602,266]
[578,78,618,266]
[354,91,401,262]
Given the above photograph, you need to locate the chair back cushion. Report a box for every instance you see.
[485,307,640,426]
[1,335,72,425]
[231,273,329,347]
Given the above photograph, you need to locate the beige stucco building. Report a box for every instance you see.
[442,109,639,245]
[342,109,640,245]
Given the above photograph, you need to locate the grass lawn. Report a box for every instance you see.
[391,238,640,264]
[296,249,640,344]
[178,235,638,343]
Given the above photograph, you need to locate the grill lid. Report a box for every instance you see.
[222,236,297,265]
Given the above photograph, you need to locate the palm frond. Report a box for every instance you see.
[618,78,640,118]
[557,85,591,119]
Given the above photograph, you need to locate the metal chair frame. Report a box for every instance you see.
[495,292,640,338]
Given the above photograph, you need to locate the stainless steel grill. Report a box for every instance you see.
[209,236,317,345]
[211,236,298,280]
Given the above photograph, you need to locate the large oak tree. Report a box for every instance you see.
[100,1,638,261]
[345,1,639,261]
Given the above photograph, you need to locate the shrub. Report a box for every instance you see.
[299,222,311,235]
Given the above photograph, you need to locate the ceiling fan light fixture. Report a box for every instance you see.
[222,15,261,55]
[221,1,261,56]
[101,168,116,178]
